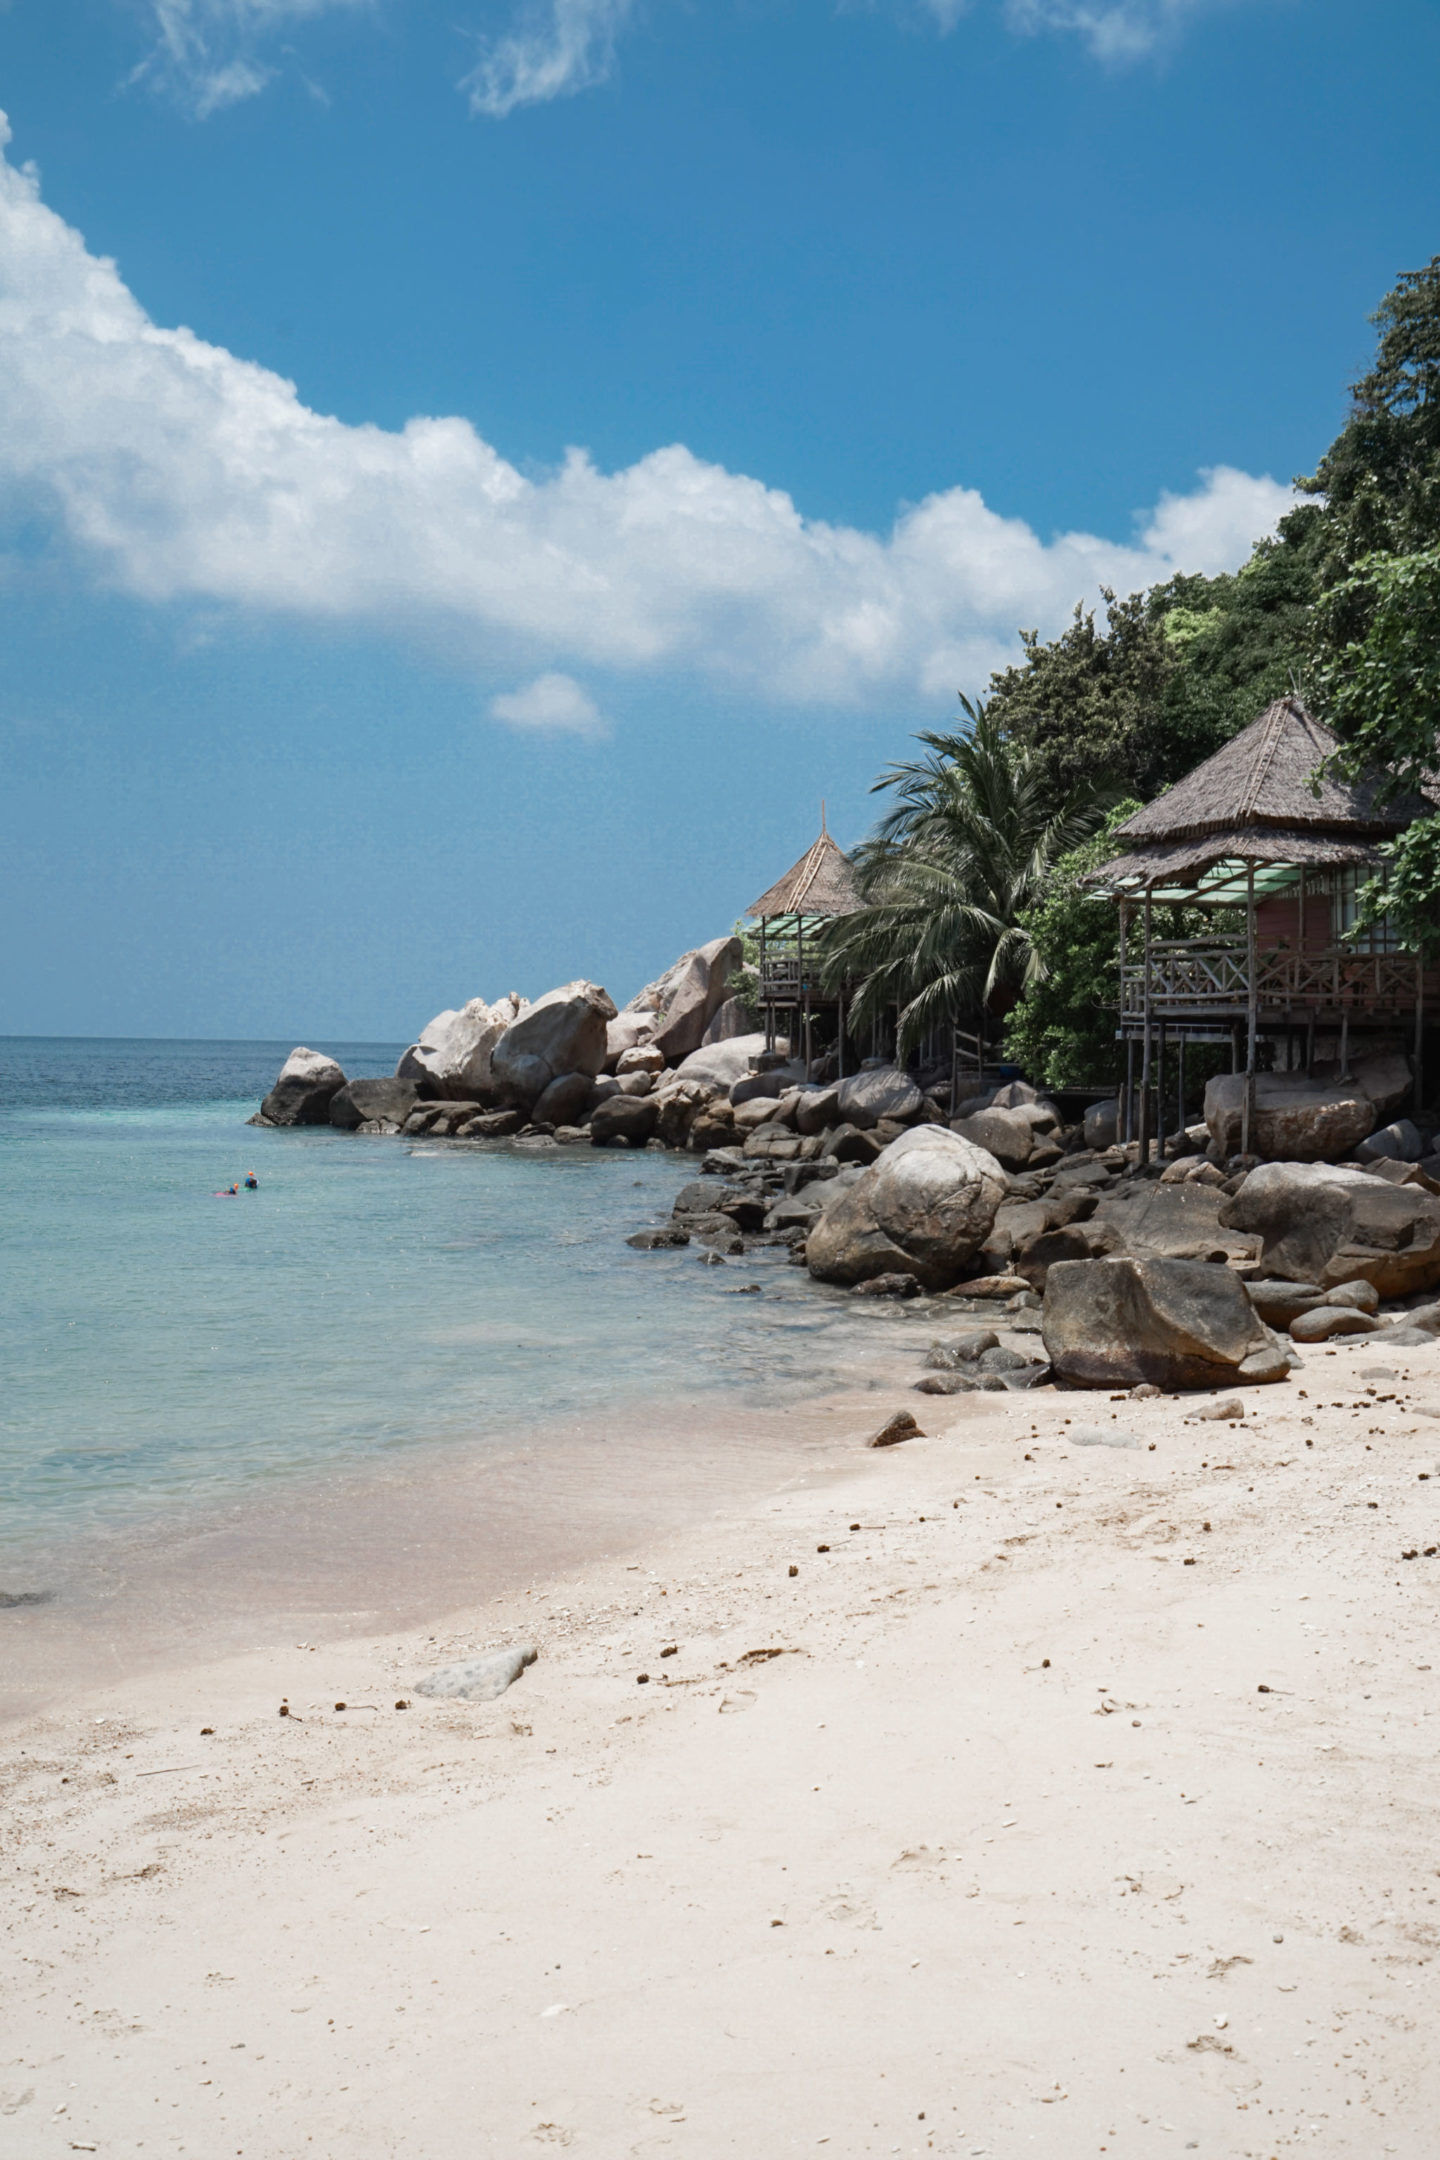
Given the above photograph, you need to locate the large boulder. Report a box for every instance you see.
[1083,1099,1120,1151]
[604,1009,659,1071]
[1356,1118,1424,1164]
[532,1071,596,1127]
[1042,1256,1290,1391]
[1204,1072,1376,1163]
[258,1047,347,1126]
[395,995,527,1101]
[330,1077,422,1131]
[491,981,617,1108]
[701,996,755,1046]
[590,1095,659,1148]
[649,936,743,1064]
[951,1106,1035,1172]
[1219,1161,1440,1298]
[805,1127,1007,1291]
[833,1067,924,1131]
[673,1034,772,1090]
[1092,1179,1258,1266]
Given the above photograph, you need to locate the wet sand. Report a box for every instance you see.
[5,1331,1440,2157]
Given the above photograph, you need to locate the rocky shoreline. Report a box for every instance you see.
[250,940,1440,1402]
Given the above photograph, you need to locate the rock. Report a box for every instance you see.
[794,1085,842,1137]
[590,1095,659,1148]
[604,1009,659,1070]
[833,1068,924,1130]
[1356,1118,1424,1164]
[733,1094,787,1130]
[258,1046,347,1126]
[1013,1222,1118,1288]
[1204,1073,1377,1163]
[950,1108,1034,1172]
[1041,1256,1290,1391]
[421,1100,484,1137]
[867,1410,923,1447]
[491,981,617,1107]
[940,1273,1030,1299]
[825,1124,884,1167]
[1070,1427,1141,1449]
[1321,1278,1381,1314]
[617,1044,665,1076]
[743,1128,803,1163]
[463,1108,524,1138]
[806,1127,1006,1291]
[626,1226,690,1250]
[1194,1397,1246,1421]
[673,1034,773,1090]
[731,1068,806,1108]
[614,1070,655,1097]
[1245,1279,1324,1327]
[652,1080,720,1150]
[355,1118,401,1135]
[689,1108,739,1152]
[989,1080,1039,1110]
[701,996,755,1046]
[1219,1161,1440,1298]
[648,936,744,1063]
[764,1193,825,1233]
[1093,1179,1257,1266]
[396,995,527,1101]
[914,1372,979,1394]
[330,1077,422,1131]
[1289,1306,1383,1342]
[853,1272,922,1298]
[1383,1299,1440,1337]
[1084,1099,1120,1151]
[415,1645,538,1702]
[531,1072,596,1127]
[690,1216,745,1254]
[1351,1050,1414,1122]
[924,1330,999,1367]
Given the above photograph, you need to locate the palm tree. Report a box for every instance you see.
[821,696,1114,1060]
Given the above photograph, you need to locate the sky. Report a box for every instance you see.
[0,0,1437,1039]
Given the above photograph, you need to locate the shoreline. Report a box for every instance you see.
[5,1331,1440,2154]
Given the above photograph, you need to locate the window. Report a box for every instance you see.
[1331,867,1402,954]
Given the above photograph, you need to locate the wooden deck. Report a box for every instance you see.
[1119,937,1426,1025]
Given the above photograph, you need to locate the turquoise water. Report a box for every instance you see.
[0,1039,851,1563]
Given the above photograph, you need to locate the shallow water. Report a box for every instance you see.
[0,1038,888,1572]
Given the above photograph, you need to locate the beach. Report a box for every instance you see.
[6,1332,1440,2159]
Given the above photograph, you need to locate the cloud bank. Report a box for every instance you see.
[0,120,1293,720]
[133,0,371,118]
[489,672,607,735]
[462,0,635,120]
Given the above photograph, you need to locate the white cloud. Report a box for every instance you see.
[132,0,368,117]
[489,671,607,734]
[462,0,634,120]
[0,118,1294,715]
[1002,0,1232,59]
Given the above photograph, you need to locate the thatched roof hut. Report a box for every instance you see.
[1091,698,1430,896]
[748,830,861,919]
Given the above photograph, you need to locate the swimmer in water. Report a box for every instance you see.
[214,1184,239,1197]
[243,1172,258,1190]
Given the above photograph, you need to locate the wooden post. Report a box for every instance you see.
[1140,888,1154,1166]
[1177,1033,1187,1143]
[1241,861,1258,1160]
[759,918,770,1052]
[1124,1037,1136,1145]
[1156,1017,1167,1163]
[797,916,806,1075]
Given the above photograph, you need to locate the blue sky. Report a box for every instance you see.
[1,0,1437,1039]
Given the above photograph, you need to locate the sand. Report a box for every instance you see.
[5,1331,1440,2158]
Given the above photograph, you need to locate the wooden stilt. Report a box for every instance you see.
[1242,862,1258,1160]
[1140,888,1154,1166]
[1156,1017,1167,1163]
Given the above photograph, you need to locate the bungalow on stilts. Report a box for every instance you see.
[748,814,861,1079]
[1085,697,1439,1163]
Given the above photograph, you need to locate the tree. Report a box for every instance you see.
[1002,803,1140,1089]
[820,699,1114,1058]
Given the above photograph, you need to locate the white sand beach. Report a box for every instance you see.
[6,1337,1440,2159]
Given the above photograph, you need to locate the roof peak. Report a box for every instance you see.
[748,828,861,918]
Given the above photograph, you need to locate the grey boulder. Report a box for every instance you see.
[1204,1072,1376,1163]
[1083,1099,1120,1151]
[1356,1118,1424,1164]
[330,1077,422,1131]
[590,1095,659,1147]
[833,1067,924,1130]
[650,936,744,1063]
[533,1071,597,1127]
[1219,1161,1440,1298]
[491,980,618,1108]
[258,1046,347,1126]
[396,994,527,1101]
[950,1107,1035,1172]
[806,1126,1006,1291]
[415,1645,538,1702]
[1042,1256,1290,1391]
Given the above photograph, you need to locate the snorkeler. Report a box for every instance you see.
[243,1172,258,1190]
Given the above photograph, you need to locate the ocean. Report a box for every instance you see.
[0,1038,889,1572]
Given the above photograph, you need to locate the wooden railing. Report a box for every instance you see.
[1120,939,1419,1020]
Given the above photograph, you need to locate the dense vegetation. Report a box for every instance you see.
[834,254,1440,1087]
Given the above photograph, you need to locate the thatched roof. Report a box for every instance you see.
[1116,698,1426,847]
[1089,827,1387,896]
[749,831,861,918]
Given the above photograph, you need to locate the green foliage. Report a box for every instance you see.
[1302,254,1440,649]
[1002,803,1140,1088]
[1316,545,1440,796]
[1352,816,1440,961]
[820,699,1114,1056]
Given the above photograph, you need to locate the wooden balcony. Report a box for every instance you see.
[1120,938,1422,1023]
